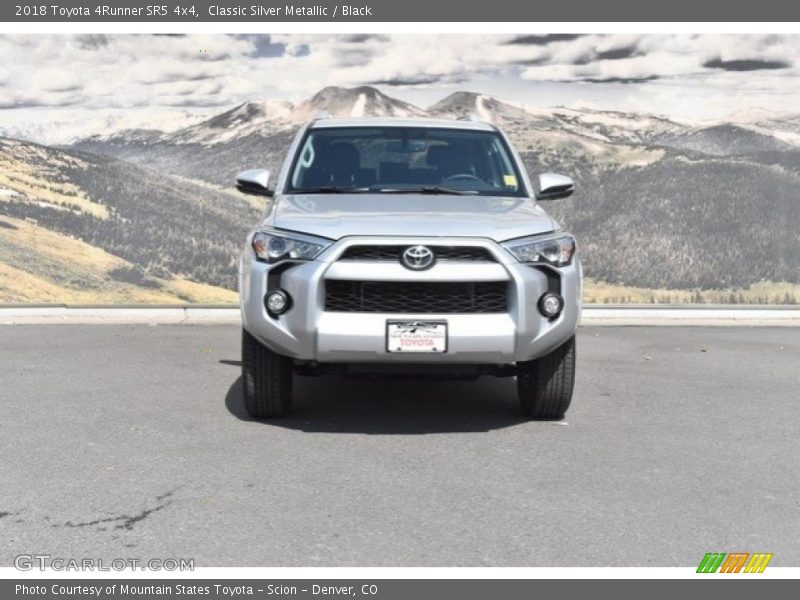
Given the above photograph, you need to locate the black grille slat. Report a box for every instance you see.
[339,245,495,262]
[325,280,507,313]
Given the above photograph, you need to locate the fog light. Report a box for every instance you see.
[265,290,290,315]
[538,293,564,318]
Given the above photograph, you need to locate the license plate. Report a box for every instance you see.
[386,321,447,353]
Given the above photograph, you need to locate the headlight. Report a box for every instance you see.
[251,229,332,264]
[502,233,576,267]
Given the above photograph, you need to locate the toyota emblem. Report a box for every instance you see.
[401,245,435,270]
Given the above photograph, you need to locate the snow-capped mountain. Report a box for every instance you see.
[166,100,294,145]
[429,91,534,123]
[292,85,427,121]
[61,85,800,156]
[7,85,800,158]
[79,87,429,149]
[428,91,690,145]
[742,114,800,144]
[682,108,800,148]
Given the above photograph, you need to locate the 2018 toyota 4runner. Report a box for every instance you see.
[237,116,580,419]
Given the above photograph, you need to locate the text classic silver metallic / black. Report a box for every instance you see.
[236,115,581,419]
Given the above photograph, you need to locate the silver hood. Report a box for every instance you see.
[267,194,558,241]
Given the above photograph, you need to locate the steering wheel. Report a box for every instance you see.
[443,173,482,184]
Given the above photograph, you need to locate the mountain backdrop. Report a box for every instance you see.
[2,86,799,304]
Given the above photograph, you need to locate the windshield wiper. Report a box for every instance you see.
[293,185,480,195]
[375,186,479,196]
[292,186,372,194]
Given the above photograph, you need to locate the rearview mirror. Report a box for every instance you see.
[385,139,427,153]
[236,169,273,197]
[535,173,575,201]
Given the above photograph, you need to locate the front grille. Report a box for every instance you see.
[338,245,495,262]
[325,280,507,313]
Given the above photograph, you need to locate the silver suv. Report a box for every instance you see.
[236,117,581,420]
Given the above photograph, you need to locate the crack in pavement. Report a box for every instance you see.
[52,489,179,532]
[115,504,169,531]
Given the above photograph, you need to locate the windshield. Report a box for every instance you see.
[286,126,527,197]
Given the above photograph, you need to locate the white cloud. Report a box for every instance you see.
[0,34,797,126]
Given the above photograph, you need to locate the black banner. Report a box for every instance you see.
[4,0,800,22]
[3,579,798,600]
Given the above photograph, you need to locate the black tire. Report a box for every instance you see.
[241,329,293,418]
[516,336,576,420]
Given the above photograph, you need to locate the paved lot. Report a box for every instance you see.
[1,325,798,567]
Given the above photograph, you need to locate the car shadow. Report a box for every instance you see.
[224,373,528,434]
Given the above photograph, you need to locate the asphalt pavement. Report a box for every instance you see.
[1,325,798,567]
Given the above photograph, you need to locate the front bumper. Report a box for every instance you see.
[240,236,581,364]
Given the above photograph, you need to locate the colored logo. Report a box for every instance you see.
[697,552,773,573]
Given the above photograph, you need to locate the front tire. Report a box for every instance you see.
[517,336,576,420]
[241,329,293,418]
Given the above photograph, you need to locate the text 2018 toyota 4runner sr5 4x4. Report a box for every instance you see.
[236,116,580,419]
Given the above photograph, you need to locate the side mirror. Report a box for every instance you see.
[535,173,575,201]
[235,169,273,197]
